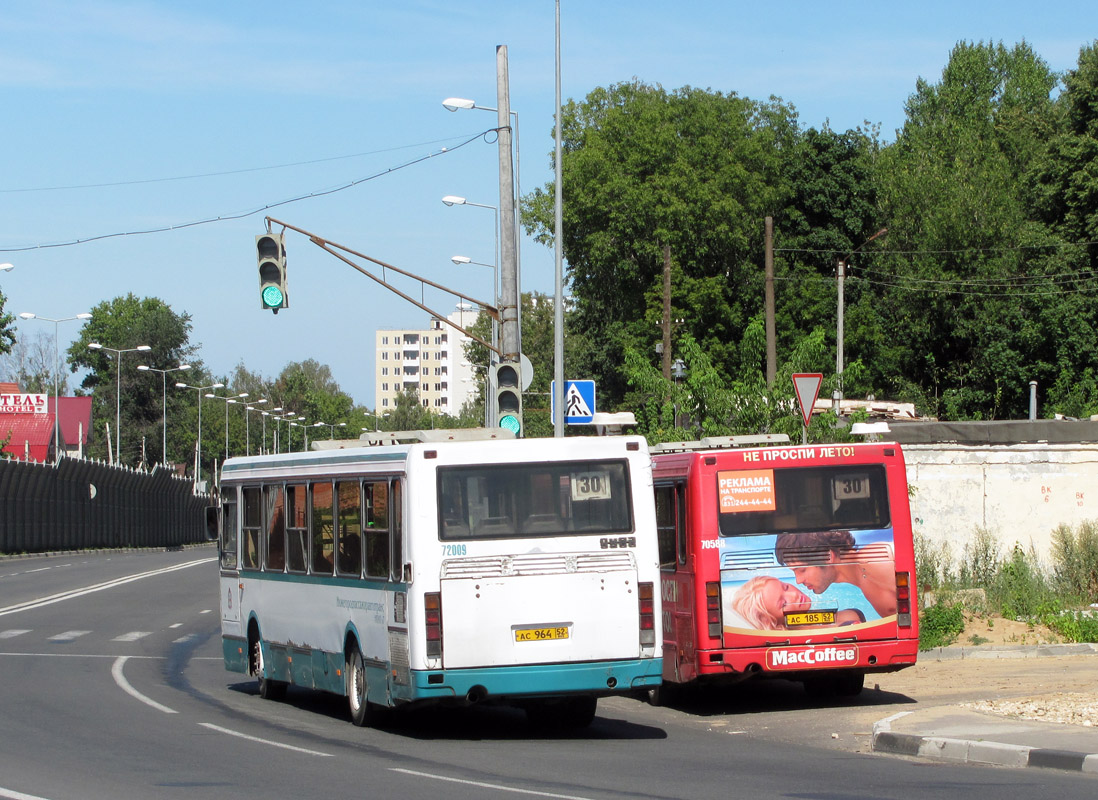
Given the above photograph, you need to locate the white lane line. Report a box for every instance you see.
[0,558,216,617]
[169,623,183,629]
[0,786,53,800]
[390,768,597,800]
[47,630,90,642]
[198,723,333,757]
[173,634,198,644]
[112,631,153,642]
[111,656,177,715]
[0,630,30,639]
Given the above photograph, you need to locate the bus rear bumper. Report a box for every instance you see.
[408,658,663,703]
[694,640,918,679]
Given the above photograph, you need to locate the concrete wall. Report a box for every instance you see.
[903,443,1098,566]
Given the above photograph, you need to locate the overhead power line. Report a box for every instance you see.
[0,128,495,253]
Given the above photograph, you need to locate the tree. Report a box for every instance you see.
[0,331,57,393]
[524,81,799,408]
[68,294,197,465]
[0,288,13,360]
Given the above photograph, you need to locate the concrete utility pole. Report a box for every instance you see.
[553,3,565,437]
[496,45,520,363]
[765,217,776,387]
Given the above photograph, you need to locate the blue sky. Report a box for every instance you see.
[2,1,1095,408]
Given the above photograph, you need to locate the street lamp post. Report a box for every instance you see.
[313,421,346,439]
[243,399,268,455]
[442,97,522,334]
[205,391,248,461]
[137,363,191,465]
[88,342,152,464]
[175,381,223,477]
[19,312,92,462]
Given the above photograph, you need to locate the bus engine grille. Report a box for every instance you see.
[441,551,636,579]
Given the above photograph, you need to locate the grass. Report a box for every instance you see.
[916,521,1098,651]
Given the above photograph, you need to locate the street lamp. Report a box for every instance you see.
[137,363,191,465]
[442,196,499,275]
[175,381,223,476]
[0,263,13,273]
[313,421,346,439]
[242,399,268,455]
[205,391,248,461]
[88,342,152,464]
[442,96,522,328]
[19,311,92,462]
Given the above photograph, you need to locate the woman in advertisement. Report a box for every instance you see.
[730,574,866,631]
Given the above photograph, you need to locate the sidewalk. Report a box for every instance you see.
[872,642,1098,773]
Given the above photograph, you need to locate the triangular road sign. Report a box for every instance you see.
[792,373,824,428]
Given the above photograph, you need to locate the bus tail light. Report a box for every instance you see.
[896,572,912,628]
[425,592,443,658]
[706,581,722,639]
[638,582,655,646]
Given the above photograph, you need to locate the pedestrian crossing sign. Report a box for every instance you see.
[552,380,596,424]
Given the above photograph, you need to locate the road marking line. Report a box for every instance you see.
[0,630,30,639]
[169,623,183,629]
[0,558,216,617]
[198,723,333,757]
[47,630,90,642]
[111,656,177,715]
[0,786,53,799]
[112,631,153,642]
[390,768,596,800]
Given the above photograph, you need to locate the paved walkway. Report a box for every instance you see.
[873,643,1098,773]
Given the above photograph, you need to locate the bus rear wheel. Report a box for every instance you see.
[835,671,865,697]
[252,637,287,701]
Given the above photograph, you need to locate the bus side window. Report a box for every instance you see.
[675,481,688,566]
[286,484,308,573]
[364,481,390,579]
[390,479,404,582]
[336,481,362,578]
[220,488,238,570]
[655,484,677,569]
[265,485,286,572]
[241,487,261,570]
[311,482,335,575]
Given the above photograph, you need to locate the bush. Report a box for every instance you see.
[1040,610,1098,643]
[1050,521,1098,603]
[989,544,1055,618]
[919,602,965,650]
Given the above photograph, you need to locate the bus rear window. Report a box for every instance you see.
[717,464,890,536]
[438,460,632,540]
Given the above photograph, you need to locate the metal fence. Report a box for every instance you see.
[0,457,212,554]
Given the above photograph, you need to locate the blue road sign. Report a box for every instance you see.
[552,380,596,424]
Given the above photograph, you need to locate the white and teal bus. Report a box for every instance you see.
[216,432,662,728]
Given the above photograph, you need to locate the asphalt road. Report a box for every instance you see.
[2,546,1096,800]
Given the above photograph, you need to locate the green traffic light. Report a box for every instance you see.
[262,285,285,308]
[498,414,521,435]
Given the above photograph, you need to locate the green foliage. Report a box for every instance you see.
[1050,520,1098,601]
[1040,610,1098,643]
[988,544,1055,619]
[0,288,15,358]
[959,527,1002,587]
[919,602,965,650]
[68,294,197,466]
[913,531,955,591]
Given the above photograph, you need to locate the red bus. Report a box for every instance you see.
[651,437,918,698]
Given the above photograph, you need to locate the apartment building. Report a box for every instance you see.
[374,305,480,416]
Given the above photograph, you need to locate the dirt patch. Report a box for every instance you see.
[957,611,1061,647]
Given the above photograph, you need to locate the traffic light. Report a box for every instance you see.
[493,361,523,436]
[256,233,288,312]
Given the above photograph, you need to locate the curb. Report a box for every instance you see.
[872,712,1098,773]
[922,642,1098,660]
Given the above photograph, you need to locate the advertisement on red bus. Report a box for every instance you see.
[653,440,918,698]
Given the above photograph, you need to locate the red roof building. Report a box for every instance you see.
[0,384,93,462]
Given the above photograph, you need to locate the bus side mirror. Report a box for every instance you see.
[205,506,220,542]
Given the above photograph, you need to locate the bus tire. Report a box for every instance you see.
[252,637,287,701]
[347,648,372,726]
